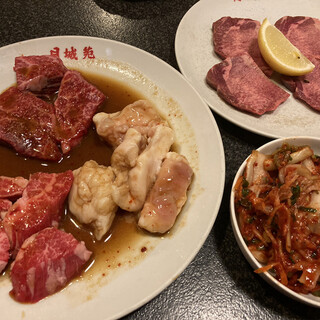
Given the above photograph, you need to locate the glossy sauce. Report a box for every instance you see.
[0,71,152,281]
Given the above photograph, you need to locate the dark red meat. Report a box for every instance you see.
[281,58,320,111]
[206,53,290,115]
[0,228,10,273]
[0,87,62,161]
[275,16,320,60]
[10,227,92,303]
[54,70,106,154]
[3,171,73,255]
[212,17,273,77]
[14,55,67,92]
[0,176,28,199]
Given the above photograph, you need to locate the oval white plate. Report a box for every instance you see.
[0,36,225,320]
[175,0,320,139]
[230,136,320,308]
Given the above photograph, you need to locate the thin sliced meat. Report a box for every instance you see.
[206,53,290,115]
[281,58,320,111]
[138,152,193,234]
[275,16,320,60]
[0,199,12,220]
[212,17,273,77]
[0,176,28,199]
[0,87,61,161]
[14,55,67,92]
[3,171,73,255]
[10,227,91,303]
[54,70,106,154]
[0,228,10,273]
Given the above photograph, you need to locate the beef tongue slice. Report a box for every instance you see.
[206,53,290,115]
[54,70,106,154]
[212,17,273,77]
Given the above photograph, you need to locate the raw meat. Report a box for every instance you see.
[212,17,273,77]
[0,87,62,161]
[3,171,73,255]
[0,228,10,273]
[275,16,320,60]
[138,152,193,233]
[0,176,28,199]
[281,58,320,111]
[14,55,67,92]
[0,199,12,220]
[93,100,167,148]
[206,53,290,115]
[10,227,92,303]
[54,70,106,154]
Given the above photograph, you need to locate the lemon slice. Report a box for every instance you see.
[258,18,315,76]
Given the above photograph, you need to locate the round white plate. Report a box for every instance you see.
[0,36,225,320]
[230,136,320,308]
[175,0,320,139]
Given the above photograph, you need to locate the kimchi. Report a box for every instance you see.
[235,143,320,295]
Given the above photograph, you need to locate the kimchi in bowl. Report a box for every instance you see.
[230,136,320,308]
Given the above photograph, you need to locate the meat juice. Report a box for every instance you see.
[0,71,151,283]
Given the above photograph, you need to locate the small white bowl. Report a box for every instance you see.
[230,136,320,308]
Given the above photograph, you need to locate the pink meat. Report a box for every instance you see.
[281,58,320,111]
[0,87,62,161]
[3,171,73,255]
[14,55,67,92]
[10,227,92,303]
[275,16,320,60]
[54,70,106,154]
[0,176,28,199]
[206,53,290,115]
[212,17,273,77]
[138,152,193,233]
[0,199,12,220]
[0,228,10,273]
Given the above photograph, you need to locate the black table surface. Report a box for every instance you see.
[1,0,320,319]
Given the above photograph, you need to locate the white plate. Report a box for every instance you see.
[175,0,320,139]
[230,136,320,308]
[0,36,225,320]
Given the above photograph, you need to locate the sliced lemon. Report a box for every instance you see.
[258,18,315,76]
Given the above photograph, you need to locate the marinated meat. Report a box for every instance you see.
[14,55,67,92]
[212,17,273,77]
[138,152,193,234]
[93,100,167,148]
[275,16,320,60]
[54,70,106,154]
[0,87,61,161]
[68,160,117,240]
[0,199,12,220]
[10,227,92,303]
[0,228,10,273]
[0,176,28,199]
[3,171,73,255]
[112,125,174,212]
[206,53,290,115]
[281,58,320,111]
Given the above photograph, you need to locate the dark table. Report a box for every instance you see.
[1,0,320,319]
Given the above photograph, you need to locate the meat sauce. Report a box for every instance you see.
[0,71,151,281]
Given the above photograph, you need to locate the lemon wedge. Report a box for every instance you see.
[258,18,315,76]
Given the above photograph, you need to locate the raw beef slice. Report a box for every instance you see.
[0,87,62,161]
[206,53,290,115]
[0,228,10,273]
[10,227,92,303]
[0,176,28,199]
[54,70,106,153]
[281,58,320,111]
[3,171,73,255]
[0,199,12,220]
[275,16,320,60]
[212,17,273,77]
[14,55,67,92]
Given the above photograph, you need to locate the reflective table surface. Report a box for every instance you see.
[1,0,320,319]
